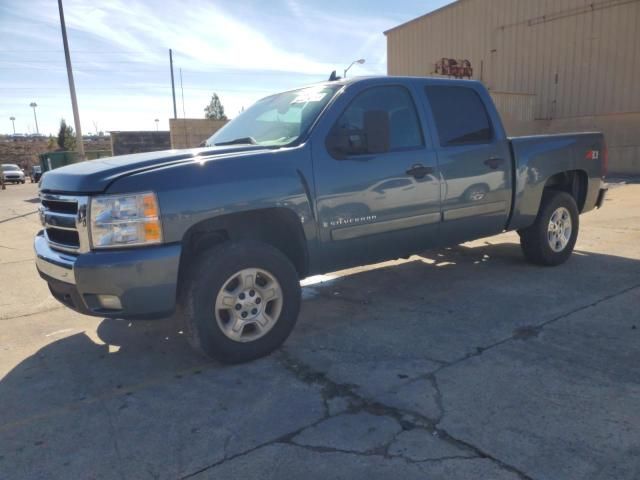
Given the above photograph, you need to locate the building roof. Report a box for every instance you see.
[384,0,467,35]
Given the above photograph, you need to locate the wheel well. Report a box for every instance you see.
[543,170,588,212]
[177,208,308,293]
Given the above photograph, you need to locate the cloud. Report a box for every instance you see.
[34,0,336,75]
[0,0,420,134]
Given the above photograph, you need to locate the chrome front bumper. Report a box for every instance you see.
[34,231,76,284]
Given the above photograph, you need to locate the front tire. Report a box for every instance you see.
[519,190,579,266]
[180,241,301,363]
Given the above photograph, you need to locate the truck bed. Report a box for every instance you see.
[508,132,606,230]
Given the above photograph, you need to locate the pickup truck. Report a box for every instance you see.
[35,76,608,363]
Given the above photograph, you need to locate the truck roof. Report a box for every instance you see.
[312,75,484,89]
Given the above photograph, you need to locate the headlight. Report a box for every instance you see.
[90,192,162,248]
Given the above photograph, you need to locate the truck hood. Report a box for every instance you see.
[39,145,272,193]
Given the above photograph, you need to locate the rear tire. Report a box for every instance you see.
[180,241,301,363]
[519,190,579,266]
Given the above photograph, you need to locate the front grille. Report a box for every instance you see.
[46,228,80,248]
[41,198,77,214]
[39,194,89,253]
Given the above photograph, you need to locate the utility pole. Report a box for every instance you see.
[179,68,186,118]
[169,49,177,119]
[58,0,85,160]
[29,103,39,134]
[9,116,16,135]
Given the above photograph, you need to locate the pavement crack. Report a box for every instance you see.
[427,374,445,424]
[0,210,38,224]
[432,282,640,376]
[427,429,536,480]
[0,306,66,321]
[180,442,265,479]
[276,349,534,480]
[296,345,448,366]
[100,399,127,480]
[179,414,341,479]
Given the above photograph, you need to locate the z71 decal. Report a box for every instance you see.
[585,150,600,160]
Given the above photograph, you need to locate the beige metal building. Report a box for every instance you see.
[385,0,640,174]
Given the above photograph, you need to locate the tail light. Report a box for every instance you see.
[602,140,608,178]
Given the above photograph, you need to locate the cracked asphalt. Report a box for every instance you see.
[1,181,639,479]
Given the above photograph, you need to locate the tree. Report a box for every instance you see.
[46,135,56,151]
[204,93,228,120]
[56,119,76,151]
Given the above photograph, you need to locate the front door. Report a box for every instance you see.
[313,84,441,270]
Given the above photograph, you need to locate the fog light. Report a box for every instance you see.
[97,294,122,310]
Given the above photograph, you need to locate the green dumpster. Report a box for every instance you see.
[39,151,77,173]
[39,150,112,172]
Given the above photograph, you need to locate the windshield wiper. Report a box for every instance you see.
[214,136,258,146]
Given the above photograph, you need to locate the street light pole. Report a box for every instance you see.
[29,103,39,134]
[344,58,366,79]
[9,116,16,135]
[58,0,85,160]
[169,49,177,119]
[154,119,159,131]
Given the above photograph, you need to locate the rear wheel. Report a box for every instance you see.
[180,241,301,363]
[519,191,579,266]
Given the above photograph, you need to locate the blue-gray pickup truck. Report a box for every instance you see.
[35,76,608,363]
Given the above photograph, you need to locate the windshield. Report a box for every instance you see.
[2,165,20,171]
[206,84,341,148]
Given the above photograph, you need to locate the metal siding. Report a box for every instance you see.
[386,0,640,118]
[490,92,536,122]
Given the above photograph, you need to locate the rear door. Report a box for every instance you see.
[312,83,441,270]
[422,84,512,242]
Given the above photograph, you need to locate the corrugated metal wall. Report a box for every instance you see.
[386,0,640,120]
[490,92,536,122]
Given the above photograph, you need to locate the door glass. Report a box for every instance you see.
[425,86,493,146]
[333,86,424,154]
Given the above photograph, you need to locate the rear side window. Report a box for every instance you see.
[425,86,493,146]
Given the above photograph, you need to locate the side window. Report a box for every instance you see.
[425,86,493,146]
[333,86,423,154]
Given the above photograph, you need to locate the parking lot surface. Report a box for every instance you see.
[1,181,639,479]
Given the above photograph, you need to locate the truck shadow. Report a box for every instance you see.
[1,241,638,457]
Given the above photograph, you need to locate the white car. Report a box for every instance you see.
[1,164,26,184]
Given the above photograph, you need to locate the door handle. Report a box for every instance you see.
[484,157,505,170]
[406,164,433,179]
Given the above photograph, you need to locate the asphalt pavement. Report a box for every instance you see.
[1,181,639,479]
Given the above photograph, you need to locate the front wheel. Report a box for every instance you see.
[180,241,301,363]
[519,190,579,266]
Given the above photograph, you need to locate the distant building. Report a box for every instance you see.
[385,0,640,174]
[109,131,171,156]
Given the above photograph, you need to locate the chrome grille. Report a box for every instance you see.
[39,193,90,253]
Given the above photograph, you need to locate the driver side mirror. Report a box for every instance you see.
[326,109,390,159]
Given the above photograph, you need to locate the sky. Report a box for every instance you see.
[0,0,452,136]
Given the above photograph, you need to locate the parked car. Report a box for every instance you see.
[30,165,42,183]
[34,76,608,363]
[2,164,26,184]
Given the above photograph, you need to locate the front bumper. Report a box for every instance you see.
[4,175,24,182]
[34,230,181,319]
